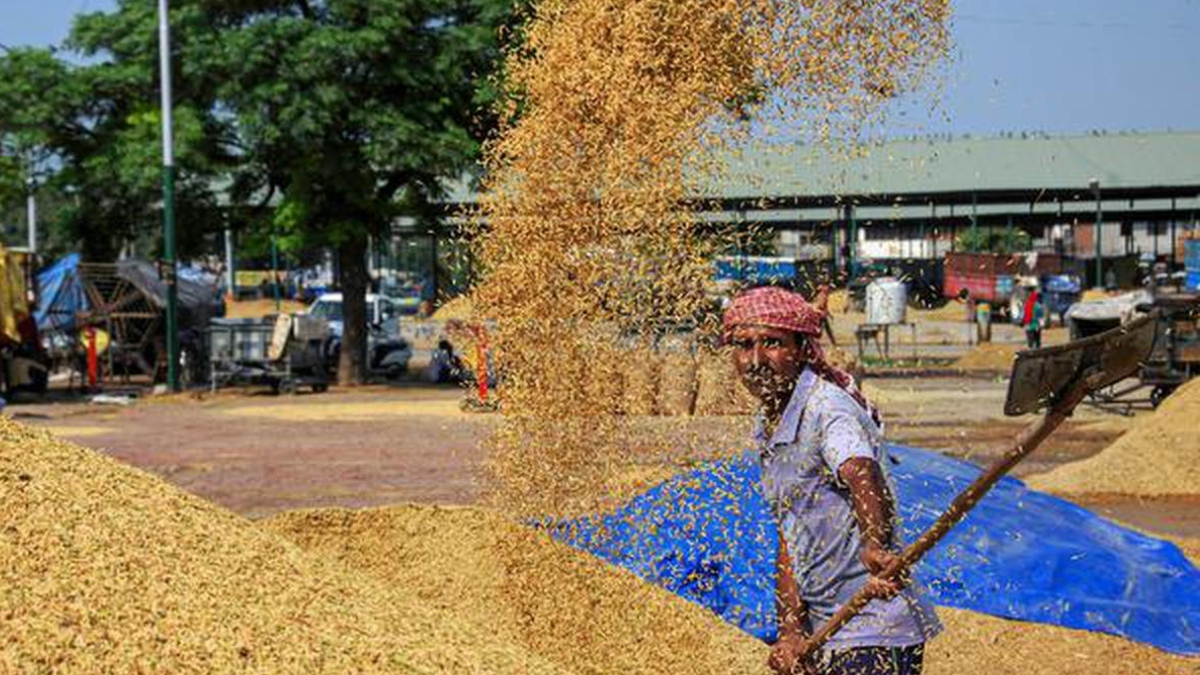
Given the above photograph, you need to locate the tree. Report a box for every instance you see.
[71,0,511,384]
[955,227,1032,255]
[0,48,76,252]
[192,0,510,385]
[63,3,235,261]
[2,9,237,261]
[7,0,509,385]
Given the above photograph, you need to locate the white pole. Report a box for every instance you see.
[224,227,235,295]
[26,177,36,253]
[158,0,181,391]
[158,0,174,169]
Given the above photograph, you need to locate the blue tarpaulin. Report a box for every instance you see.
[33,254,84,335]
[714,256,798,286]
[547,445,1200,655]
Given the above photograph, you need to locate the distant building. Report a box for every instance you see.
[418,130,1200,293]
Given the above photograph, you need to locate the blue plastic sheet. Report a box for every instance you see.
[546,445,1200,655]
[714,256,797,286]
[33,254,84,334]
[1042,275,1082,294]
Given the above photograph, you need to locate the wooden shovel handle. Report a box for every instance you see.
[797,379,1094,661]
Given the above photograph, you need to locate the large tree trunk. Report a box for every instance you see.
[337,237,370,386]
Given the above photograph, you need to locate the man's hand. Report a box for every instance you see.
[768,632,817,675]
[860,543,908,600]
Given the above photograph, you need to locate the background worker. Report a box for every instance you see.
[723,287,940,675]
[426,338,465,384]
[1023,290,1045,350]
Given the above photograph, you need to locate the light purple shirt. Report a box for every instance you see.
[756,368,941,650]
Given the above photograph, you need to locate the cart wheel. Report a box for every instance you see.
[279,380,299,396]
[312,383,328,393]
[1150,385,1176,409]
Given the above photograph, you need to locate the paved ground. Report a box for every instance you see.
[13,385,489,517]
[9,372,1197,538]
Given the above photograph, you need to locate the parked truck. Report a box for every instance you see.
[943,251,1064,314]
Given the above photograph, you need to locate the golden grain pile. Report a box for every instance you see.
[953,342,1019,371]
[1027,376,1200,497]
[468,0,950,516]
[265,505,769,675]
[619,342,761,417]
[0,419,562,675]
[263,505,1200,675]
[8,416,1193,673]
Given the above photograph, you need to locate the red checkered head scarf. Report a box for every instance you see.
[722,286,876,420]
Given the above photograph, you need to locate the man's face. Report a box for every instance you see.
[729,325,807,404]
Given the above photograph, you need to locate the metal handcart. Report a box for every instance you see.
[1082,292,1199,414]
[208,314,330,394]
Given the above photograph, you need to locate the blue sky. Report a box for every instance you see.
[1,0,1197,137]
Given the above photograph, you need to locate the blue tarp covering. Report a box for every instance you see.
[1187,271,1200,292]
[1042,275,1082,294]
[1184,239,1200,272]
[547,445,1200,655]
[714,257,798,285]
[33,254,84,334]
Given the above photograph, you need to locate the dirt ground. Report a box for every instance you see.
[825,306,1070,362]
[9,372,1198,539]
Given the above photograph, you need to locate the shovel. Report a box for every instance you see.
[795,311,1161,662]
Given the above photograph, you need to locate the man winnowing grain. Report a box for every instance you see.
[723,287,940,675]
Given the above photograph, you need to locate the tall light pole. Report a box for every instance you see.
[844,203,857,283]
[158,0,180,391]
[1089,178,1102,288]
[271,222,281,312]
[26,175,36,253]
[970,192,978,245]
[223,227,235,300]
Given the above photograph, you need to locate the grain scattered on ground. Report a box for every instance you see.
[222,399,472,422]
[36,425,113,438]
[953,342,1020,371]
[911,300,970,323]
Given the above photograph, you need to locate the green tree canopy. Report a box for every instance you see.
[0,47,78,251]
[193,0,508,383]
[61,2,236,259]
[955,227,1033,256]
[4,0,510,383]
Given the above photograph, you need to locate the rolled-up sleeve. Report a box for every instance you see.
[816,392,878,481]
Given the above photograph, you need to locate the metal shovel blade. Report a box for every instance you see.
[1004,311,1159,417]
